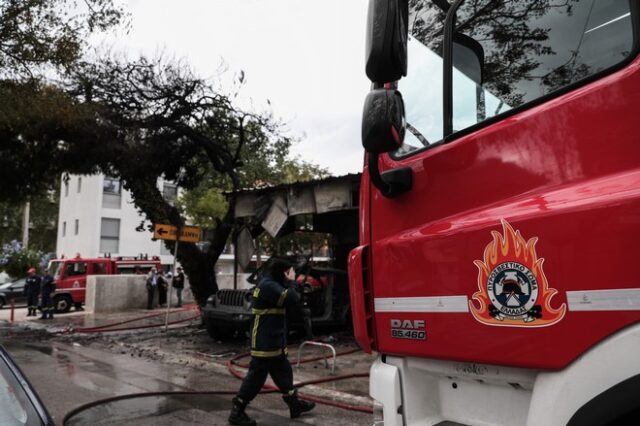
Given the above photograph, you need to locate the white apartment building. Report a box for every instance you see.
[56,174,178,265]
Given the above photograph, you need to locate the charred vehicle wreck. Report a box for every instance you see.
[202,174,360,341]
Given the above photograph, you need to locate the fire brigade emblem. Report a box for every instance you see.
[469,220,566,327]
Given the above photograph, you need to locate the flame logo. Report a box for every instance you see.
[470,219,566,327]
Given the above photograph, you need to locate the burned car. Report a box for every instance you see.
[202,257,351,341]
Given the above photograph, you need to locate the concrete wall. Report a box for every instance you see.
[86,275,195,313]
[85,274,253,313]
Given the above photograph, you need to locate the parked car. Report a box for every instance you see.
[0,279,26,309]
[0,345,53,425]
[202,256,351,340]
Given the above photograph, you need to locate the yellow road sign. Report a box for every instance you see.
[153,224,201,243]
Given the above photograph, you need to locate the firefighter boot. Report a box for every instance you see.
[228,397,256,426]
[26,308,32,316]
[283,390,315,418]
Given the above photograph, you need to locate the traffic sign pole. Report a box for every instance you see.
[153,222,199,333]
[165,234,180,333]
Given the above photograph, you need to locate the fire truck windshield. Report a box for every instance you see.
[396,0,635,156]
[48,261,64,280]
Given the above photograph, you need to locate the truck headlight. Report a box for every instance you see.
[206,295,216,306]
[373,400,384,426]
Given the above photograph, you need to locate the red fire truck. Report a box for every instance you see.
[47,255,161,312]
[350,1,639,425]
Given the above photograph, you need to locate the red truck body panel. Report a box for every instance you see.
[353,57,640,370]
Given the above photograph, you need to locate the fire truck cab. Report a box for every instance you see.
[351,1,640,425]
[48,255,161,312]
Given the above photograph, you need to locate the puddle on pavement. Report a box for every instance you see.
[64,394,229,425]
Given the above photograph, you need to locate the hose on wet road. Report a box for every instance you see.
[58,304,200,334]
[227,350,372,414]
[58,307,373,423]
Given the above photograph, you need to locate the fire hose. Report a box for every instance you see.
[50,308,372,423]
[58,304,200,334]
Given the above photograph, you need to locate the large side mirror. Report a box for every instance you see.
[362,88,405,154]
[365,0,408,83]
[453,33,484,85]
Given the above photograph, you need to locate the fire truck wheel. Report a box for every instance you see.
[204,318,234,341]
[53,295,73,313]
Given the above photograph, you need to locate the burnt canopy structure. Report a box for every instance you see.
[227,173,361,272]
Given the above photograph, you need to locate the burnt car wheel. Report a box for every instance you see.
[53,295,72,313]
[204,318,234,341]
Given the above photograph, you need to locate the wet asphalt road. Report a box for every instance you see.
[3,337,372,425]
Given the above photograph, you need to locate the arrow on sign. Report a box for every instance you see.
[154,224,178,241]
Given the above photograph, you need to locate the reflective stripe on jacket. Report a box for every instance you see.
[249,275,301,358]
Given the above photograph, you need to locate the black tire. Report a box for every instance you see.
[204,318,234,341]
[53,295,73,313]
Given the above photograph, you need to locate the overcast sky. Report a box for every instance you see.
[93,0,370,176]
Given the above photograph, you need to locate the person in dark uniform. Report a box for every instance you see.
[172,267,185,307]
[40,268,55,320]
[24,267,41,317]
[146,268,159,309]
[228,260,315,426]
[157,270,168,308]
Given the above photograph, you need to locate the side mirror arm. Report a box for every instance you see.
[368,153,412,198]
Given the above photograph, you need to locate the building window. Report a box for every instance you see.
[74,219,79,235]
[77,177,82,193]
[100,218,120,254]
[102,176,122,209]
[162,182,178,205]
[62,221,66,237]
[64,180,69,197]
[103,176,121,194]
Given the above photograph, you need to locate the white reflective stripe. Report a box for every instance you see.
[376,288,640,313]
[375,296,469,313]
[567,289,640,311]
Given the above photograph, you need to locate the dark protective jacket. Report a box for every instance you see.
[249,274,302,358]
[172,272,185,289]
[41,274,55,297]
[24,276,42,297]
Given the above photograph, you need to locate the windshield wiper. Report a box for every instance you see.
[406,122,430,146]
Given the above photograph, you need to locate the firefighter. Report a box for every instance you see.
[24,267,41,317]
[228,260,315,426]
[40,268,55,320]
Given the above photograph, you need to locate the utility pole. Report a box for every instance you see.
[22,201,30,249]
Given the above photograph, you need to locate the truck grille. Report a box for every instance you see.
[217,289,250,307]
